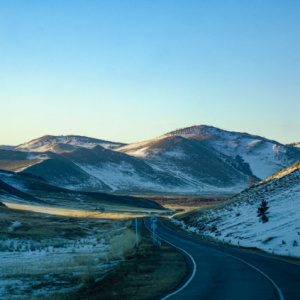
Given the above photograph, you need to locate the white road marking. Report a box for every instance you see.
[154,219,285,300]
[215,250,284,300]
[143,218,197,299]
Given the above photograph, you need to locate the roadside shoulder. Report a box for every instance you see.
[159,217,300,266]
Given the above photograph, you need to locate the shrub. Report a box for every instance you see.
[257,199,270,223]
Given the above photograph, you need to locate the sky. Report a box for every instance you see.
[1,0,300,145]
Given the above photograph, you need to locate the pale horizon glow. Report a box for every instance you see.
[1,1,300,146]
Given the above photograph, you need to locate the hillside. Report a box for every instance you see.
[117,135,249,194]
[163,125,300,180]
[0,147,189,194]
[171,160,300,258]
[0,149,51,172]
[0,177,44,203]
[59,145,189,193]
[0,169,165,211]
[0,149,111,191]
[14,135,126,153]
[1,126,299,195]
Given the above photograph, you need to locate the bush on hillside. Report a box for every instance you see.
[257,199,270,223]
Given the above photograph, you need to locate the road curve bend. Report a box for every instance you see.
[144,218,300,300]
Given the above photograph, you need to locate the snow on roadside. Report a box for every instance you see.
[0,218,130,299]
[171,166,300,258]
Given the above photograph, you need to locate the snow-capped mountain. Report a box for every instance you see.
[23,145,190,193]
[117,135,249,194]
[0,146,191,194]
[171,160,300,258]
[162,125,300,180]
[1,126,299,195]
[13,135,126,153]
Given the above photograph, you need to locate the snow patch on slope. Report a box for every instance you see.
[14,136,125,153]
[77,162,172,192]
[172,166,300,257]
[162,125,300,180]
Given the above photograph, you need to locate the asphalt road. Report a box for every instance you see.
[144,218,300,300]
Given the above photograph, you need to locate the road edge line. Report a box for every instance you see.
[159,219,285,300]
[215,250,284,300]
[161,218,300,268]
[143,218,197,300]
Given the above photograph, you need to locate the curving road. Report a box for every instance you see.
[144,218,300,300]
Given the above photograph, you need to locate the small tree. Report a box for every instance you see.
[257,199,270,223]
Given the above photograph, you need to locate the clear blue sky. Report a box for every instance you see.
[1,0,299,145]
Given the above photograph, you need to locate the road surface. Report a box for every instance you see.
[144,218,300,300]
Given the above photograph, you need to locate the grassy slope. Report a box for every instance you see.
[0,205,140,299]
[43,219,187,300]
[118,135,248,187]
[0,178,44,203]
[0,170,166,211]
[138,195,229,208]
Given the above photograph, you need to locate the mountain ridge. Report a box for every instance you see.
[1,125,299,195]
[13,135,127,153]
[119,125,300,181]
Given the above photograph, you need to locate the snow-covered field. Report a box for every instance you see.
[0,206,136,299]
[171,162,300,258]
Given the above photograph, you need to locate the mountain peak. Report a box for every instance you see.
[163,125,270,142]
[13,135,126,153]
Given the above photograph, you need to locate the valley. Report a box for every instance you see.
[1,125,300,299]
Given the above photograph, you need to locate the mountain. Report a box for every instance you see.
[0,145,15,150]
[288,142,300,149]
[13,135,126,153]
[0,149,111,191]
[0,149,50,172]
[117,135,249,194]
[0,146,188,194]
[1,126,299,195]
[0,169,165,211]
[172,160,300,257]
[161,125,300,180]
[48,146,188,193]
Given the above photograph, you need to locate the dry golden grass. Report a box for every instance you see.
[41,219,186,300]
[4,202,149,219]
[0,205,142,299]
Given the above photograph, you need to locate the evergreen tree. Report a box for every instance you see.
[257,199,270,223]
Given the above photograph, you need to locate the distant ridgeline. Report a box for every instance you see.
[0,125,299,195]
